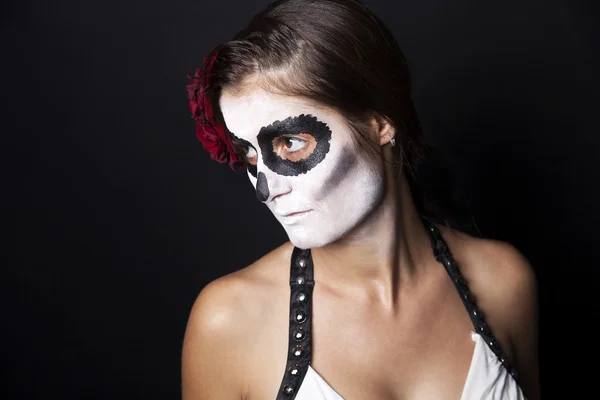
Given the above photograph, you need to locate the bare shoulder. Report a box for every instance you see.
[437,225,540,399]
[181,241,294,400]
[439,227,537,311]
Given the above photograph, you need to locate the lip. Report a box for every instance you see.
[278,210,313,224]
[283,210,311,217]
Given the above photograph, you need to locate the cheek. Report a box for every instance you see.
[297,148,383,216]
[312,150,360,202]
[293,142,361,203]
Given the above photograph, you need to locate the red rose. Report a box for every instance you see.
[186,52,243,170]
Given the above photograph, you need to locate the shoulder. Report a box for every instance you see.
[438,225,540,399]
[184,241,294,335]
[181,242,294,399]
[436,225,537,329]
[447,229,537,313]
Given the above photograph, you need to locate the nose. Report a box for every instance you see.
[256,172,269,202]
[255,170,290,203]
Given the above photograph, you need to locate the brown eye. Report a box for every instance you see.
[273,134,317,162]
[282,137,306,151]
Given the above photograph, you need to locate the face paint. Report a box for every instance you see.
[256,171,269,202]
[258,114,332,176]
[229,135,258,177]
[220,87,385,249]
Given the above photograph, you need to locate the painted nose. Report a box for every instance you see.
[255,171,290,203]
[256,172,270,202]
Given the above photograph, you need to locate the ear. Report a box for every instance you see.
[369,113,396,147]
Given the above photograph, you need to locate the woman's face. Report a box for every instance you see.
[220,86,385,249]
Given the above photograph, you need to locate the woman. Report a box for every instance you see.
[182,1,540,399]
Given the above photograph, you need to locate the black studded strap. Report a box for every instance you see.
[276,246,315,399]
[421,216,518,381]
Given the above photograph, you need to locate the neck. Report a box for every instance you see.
[311,173,433,311]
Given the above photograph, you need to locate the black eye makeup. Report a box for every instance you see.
[230,136,258,177]
[258,114,332,177]
[229,113,332,178]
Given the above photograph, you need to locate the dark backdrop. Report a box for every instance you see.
[4,0,599,398]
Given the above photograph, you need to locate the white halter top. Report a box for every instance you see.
[277,217,525,400]
[296,332,524,399]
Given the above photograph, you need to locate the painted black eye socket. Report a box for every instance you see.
[240,145,258,162]
[231,139,258,165]
[226,114,331,178]
[258,114,332,177]
[226,132,259,178]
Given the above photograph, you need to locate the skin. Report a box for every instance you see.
[217,85,385,250]
[182,81,540,400]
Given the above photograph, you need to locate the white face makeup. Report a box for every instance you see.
[220,86,385,249]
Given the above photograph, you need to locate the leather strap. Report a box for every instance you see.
[276,246,315,399]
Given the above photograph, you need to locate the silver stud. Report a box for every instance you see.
[296,275,306,285]
[283,385,294,394]
[297,258,307,268]
[289,366,299,376]
[297,292,306,302]
[294,310,307,323]
[292,345,304,357]
[293,329,305,341]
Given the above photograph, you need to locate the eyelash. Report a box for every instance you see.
[236,136,307,160]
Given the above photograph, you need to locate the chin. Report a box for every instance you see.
[288,236,326,250]
[285,227,343,250]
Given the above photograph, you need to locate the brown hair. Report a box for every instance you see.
[204,0,463,225]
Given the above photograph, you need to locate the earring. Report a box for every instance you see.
[389,136,396,147]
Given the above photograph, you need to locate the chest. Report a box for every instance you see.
[244,277,477,400]
[306,288,476,399]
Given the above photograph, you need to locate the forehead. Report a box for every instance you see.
[219,86,339,142]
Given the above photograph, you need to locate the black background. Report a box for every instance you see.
[4,0,599,398]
